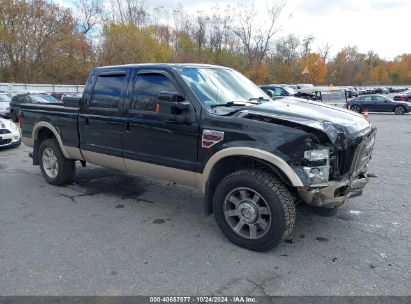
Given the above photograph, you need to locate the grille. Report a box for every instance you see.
[0,138,12,145]
[0,129,11,134]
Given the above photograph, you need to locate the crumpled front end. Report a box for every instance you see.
[298,127,376,208]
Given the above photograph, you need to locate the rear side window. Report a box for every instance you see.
[131,74,177,112]
[90,74,126,109]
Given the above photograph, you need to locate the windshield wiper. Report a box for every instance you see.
[249,96,270,102]
[210,101,246,108]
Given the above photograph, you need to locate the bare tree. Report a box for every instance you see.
[76,0,103,35]
[109,0,148,27]
[319,42,331,62]
[274,34,300,65]
[232,0,286,64]
[192,14,209,52]
[301,34,314,57]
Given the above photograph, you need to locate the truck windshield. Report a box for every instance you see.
[179,67,270,108]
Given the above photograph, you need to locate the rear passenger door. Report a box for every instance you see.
[79,71,128,170]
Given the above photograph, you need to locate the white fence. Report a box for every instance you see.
[0,83,84,93]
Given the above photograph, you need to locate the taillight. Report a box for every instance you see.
[18,111,22,129]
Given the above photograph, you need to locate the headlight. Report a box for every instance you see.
[7,121,18,131]
[303,148,330,184]
[304,149,329,161]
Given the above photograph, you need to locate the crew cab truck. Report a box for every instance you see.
[20,64,376,251]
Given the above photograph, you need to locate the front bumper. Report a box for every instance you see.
[298,127,376,208]
[0,129,21,147]
[298,173,368,208]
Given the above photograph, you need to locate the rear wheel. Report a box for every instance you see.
[213,169,296,252]
[351,105,361,113]
[39,138,75,185]
[394,106,405,115]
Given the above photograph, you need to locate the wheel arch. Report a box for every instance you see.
[201,147,303,215]
[32,122,70,162]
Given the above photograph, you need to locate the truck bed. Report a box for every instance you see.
[20,103,80,150]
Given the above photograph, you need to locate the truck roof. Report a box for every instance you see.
[95,63,229,71]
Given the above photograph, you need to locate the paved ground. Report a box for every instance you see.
[0,113,410,296]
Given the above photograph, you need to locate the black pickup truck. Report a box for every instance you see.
[20,64,376,251]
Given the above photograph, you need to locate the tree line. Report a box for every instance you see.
[0,0,410,86]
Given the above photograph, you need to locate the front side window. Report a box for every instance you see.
[273,87,283,96]
[179,68,269,108]
[90,74,126,109]
[131,73,177,112]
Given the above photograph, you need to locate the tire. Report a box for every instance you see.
[39,138,75,186]
[394,106,405,115]
[351,105,361,113]
[213,169,296,252]
[11,110,18,122]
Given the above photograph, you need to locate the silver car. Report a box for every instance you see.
[0,93,12,118]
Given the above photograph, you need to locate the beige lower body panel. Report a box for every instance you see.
[83,150,202,190]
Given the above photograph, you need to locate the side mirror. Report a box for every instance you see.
[266,90,274,98]
[158,91,185,103]
[157,91,193,122]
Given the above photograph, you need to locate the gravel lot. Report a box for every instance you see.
[0,111,410,296]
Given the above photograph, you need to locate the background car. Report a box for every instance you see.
[358,88,367,95]
[0,117,21,148]
[374,87,389,94]
[260,84,319,101]
[346,86,359,98]
[260,85,295,99]
[51,92,80,101]
[393,89,411,102]
[0,93,12,118]
[10,93,61,122]
[347,95,409,115]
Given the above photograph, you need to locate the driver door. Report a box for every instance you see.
[123,71,199,173]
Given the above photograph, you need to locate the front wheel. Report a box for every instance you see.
[213,169,296,252]
[39,138,76,185]
[394,106,405,115]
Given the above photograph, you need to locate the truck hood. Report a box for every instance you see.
[239,97,370,144]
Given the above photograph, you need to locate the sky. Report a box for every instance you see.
[58,0,411,60]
